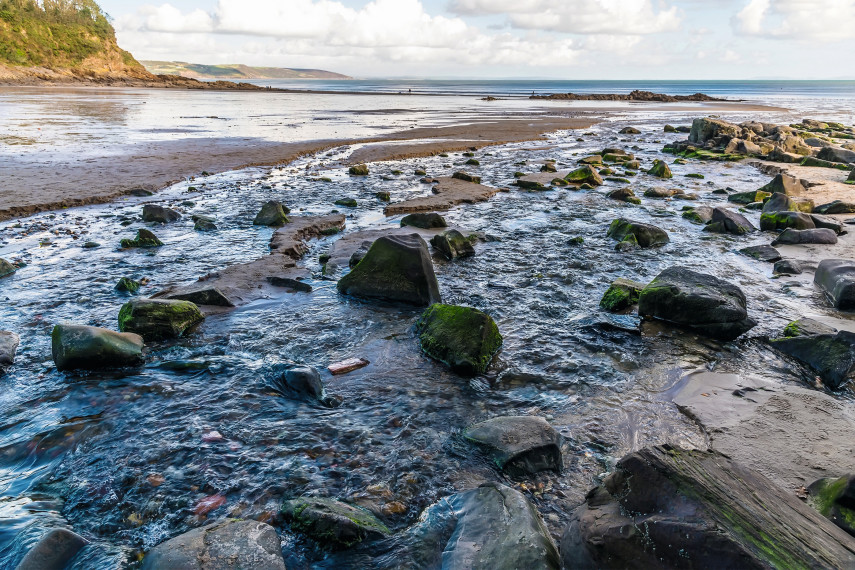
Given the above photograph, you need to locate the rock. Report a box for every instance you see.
[253,200,290,226]
[642,187,678,198]
[738,244,781,262]
[619,127,640,134]
[118,298,204,341]
[664,124,677,133]
[375,190,391,201]
[578,155,603,164]
[167,287,234,307]
[14,528,88,570]
[771,331,855,389]
[141,520,286,570]
[564,165,603,186]
[774,133,813,156]
[0,330,19,373]
[82,241,100,248]
[703,207,756,235]
[725,138,763,155]
[349,164,369,176]
[646,160,672,178]
[729,190,771,204]
[783,318,836,337]
[120,228,163,248]
[334,198,357,207]
[415,304,502,376]
[466,158,481,166]
[402,483,559,570]
[51,324,144,372]
[758,173,807,196]
[550,177,569,187]
[430,230,474,259]
[814,200,855,214]
[337,234,441,306]
[266,276,312,292]
[769,148,804,163]
[599,278,646,312]
[815,259,855,309]
[809,476,855,536]
[516,180,546,190]
[811,214,845,234]
[760,211,816,231]
[762,192,814,213]
[681,206,714,224]
[194,218,217,231]
[348,240,373,268]
[688,117,740,144]
[605,187,640,204]
[638,266,755,341]
[560,445,855,570]
[539,162,556,173]
[606,218,669,248]
[773,259,804,274]
[614,235,640,252]
[817,146,855,164]
[452,171,481,184]
[400,212,447,229]
[270,363,336,406]
[771,228,837,245]
[464,416,561,477]
[282,497,390,549]
[115,277,141,294]
[141,204,180,223]
[850,168,855,182]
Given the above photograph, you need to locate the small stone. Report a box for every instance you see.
[348,164,369,176]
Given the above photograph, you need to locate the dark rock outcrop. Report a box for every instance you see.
[599,278,646,312]
[771,331,855,390]
[0,330,20,374]
[120,228,163,248]
[142,204,180,223]
[760,211,816,231]
[166,287,234,307]
[607,219,669,248]
[703,207,755,235]
[738,244,781,262]
[809,475,855,536]
[430,229,474,259]
[400,212,447,229]
[638,266,755,341]
[282,497,390,550]
[564,165,603,186]
[815,259,855,309]
[51,324,144,371]
[253,201,290,226]
[464,416,561,477]
[771,228,837,246]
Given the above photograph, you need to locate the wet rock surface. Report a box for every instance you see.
[51,324,144,371]
[282,497,390,550]
[14,528,88,570]
[142,204,181,224]
[464,416,561,477]
[815,259,855,309]
[0,330,20,373]
[415,304,502,375]
[118,298,204,341]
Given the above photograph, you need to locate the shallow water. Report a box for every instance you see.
[1,106,855,567]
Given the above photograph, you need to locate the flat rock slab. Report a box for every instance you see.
[383,177,499,215]
[161,215,344,308]
[670,371,855,488]
[141,519,286,569]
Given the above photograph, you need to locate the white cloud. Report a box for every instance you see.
[448,0,683,35]
[733,0,855,41]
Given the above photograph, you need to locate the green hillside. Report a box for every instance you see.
[0,0,149,76]
[141,61,351,80]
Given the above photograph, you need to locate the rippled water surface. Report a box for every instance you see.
[2,105,855,567]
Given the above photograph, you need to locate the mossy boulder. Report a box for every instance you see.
[682,206,714,224]
[282,497,390,550]
[540,162,557,173]
[578,155,603,165]
[517,180,546,190]
[416,304,502,376]
[564,165,603,187]
[664,124,678,133]
[783,318,836,338]
[814,200,855,214]
[118,298,204,341]
[337,234,440,306]
[115,277,141,294]
[0,258,17,278]
[729,190,772,205]
[253,200,290,226]
[619,127,641,134]
[647,160,672,179]
[348,164,369,176]
[464,416,561,477]
[606,187,641,204]
[414,169,427,176]
[15,528,89,570]
[638,266,755,341]
[51,324,144,372]
[375,191,391,202]
[400,212,447,229]
[551,178,569,187]
[809,475,855,537]
[430,229,475,259]
[120,228,163,248]
[167,287,234,307]
[759,173,807,196]
[600,278,646,312]
[466,158,481,166]
[815,259,855,309]
[760,211,815,231]
[334,198,357,208]
[452,171,481,184]
[606,218,669,248]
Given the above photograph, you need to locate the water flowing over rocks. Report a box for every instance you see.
[429,229,475,259]
[383,177,498,215]
[771,331,855,390]
[606,218,669,249]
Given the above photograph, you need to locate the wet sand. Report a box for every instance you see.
[0,96,781,222]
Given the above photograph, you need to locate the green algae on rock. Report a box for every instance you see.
[430,229,475,259]
[115,277,141,294]
[120,228,163,248]
[400,212,446,229]
[334,198,358,208]
[415,304,502,376]
[118,298,204,341]
[808,476,855,537]
[348,164,369,176]
[282,497,390,550]
[599,278,647,312]
[647,159,673,178]
[564,165,603,186]
[253,200,290,226]
[606,218,669,248]
[51,324,144,371]
[0,258,17,278]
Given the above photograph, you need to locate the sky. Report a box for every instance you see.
[98,0,855,79]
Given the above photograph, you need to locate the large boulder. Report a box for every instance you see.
[118,298,204,341]
[561,445,855,569]
[430,229,474,259]
[415,304,502,376]
[0,258,17,278]
[760,211,815,231]
[782,318,836,337]
[401,483,559,570]
[282,497,390,550]
[141,520,286,570]
[758,173,808,196]
[738,244,781,263]
[771,228,837,246]
[269,363,336,407]
[564,165,603,186]
[770,331,855,390]
[703,207,755,235]
[337,234,441,306]
[638,266,756,341]
[51,324,144,372]
[599,278,646,312]
[814,200,855,215]
[762,192,814,213]
[464,416,561,477]
[809,475,855,536]
[606,218,669,248]
[142,204,180,223]
[682,206,713,224]
[253,200,290,226]
[605,187,640,204]
[818,146,855,164]
[0,330,19,373]
[120,228,163,248]
[646,160,672,179]
[14,528,88,570]
[688,117,740,144]
[400,212,446,229]
[774,133,813,156]
[815,259,855,309]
